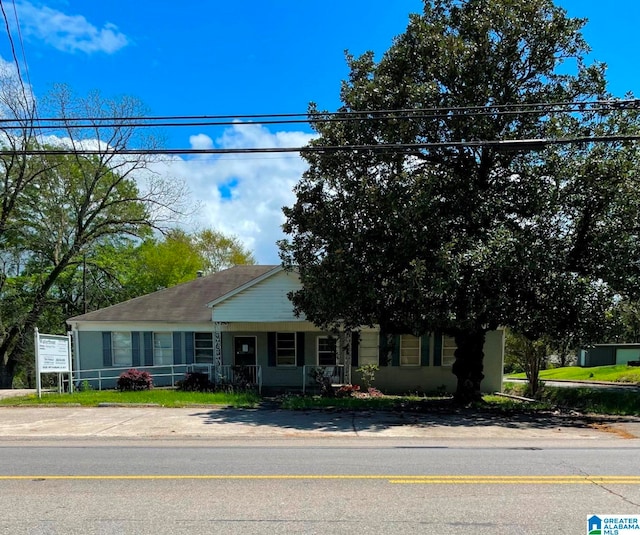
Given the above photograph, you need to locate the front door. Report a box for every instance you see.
[234,336,256,366]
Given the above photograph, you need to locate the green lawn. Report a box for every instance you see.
[0,389,261,408]
[508,364,640,384]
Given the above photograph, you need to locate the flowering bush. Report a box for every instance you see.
[335,384,361,398]
[117,369,153,391]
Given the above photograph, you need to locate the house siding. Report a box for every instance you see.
[212,270,304,322]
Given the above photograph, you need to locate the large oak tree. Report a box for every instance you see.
[280,0,640,402]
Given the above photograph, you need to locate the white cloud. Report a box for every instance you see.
[15,1,128,54]
[149,124,315,264]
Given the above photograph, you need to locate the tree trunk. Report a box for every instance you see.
[451,329,486,404]
[0,357,16,389]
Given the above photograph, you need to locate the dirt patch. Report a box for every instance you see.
[589,422,638,439]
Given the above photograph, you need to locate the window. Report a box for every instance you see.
[276,333,296,366]
[153,332,173,365]
[442,335,456,367]
[400,335,420,366]
[194,332,214,364]
[112,332,132,366]
[359,332,379,366]
[317,337,337,366]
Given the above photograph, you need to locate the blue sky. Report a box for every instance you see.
[1,1,639,264]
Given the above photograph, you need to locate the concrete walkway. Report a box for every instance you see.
[0,391,639,443]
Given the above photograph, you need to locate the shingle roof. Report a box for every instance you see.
[67,265,279,323]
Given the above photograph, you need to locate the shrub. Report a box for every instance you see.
[335,384,360,398]
[308,368,333,397]
[177,372,214,392]
[117,369,153,391]
[356,364,379,390]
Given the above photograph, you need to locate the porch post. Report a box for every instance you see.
[213,322,223,367]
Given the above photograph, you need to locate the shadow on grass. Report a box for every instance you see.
[188,398,637,435]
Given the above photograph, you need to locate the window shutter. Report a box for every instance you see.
[185,332,194,364]
[143,332,153,366]
[391,336,400,366]
[351,332,359,367]
[173,332,182,365]
[132,332,140,367]
[267,332,276,367]
[102,332,112,367]
[433,331,443,366]
[296,332,305,367]
[420,335,430,366]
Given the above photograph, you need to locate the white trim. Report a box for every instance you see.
[207,266,284,307]
[153,332,173,366]
[316,336,337,366]
[442,335,456,367]
[276,332,297,367]
[400,334,421,367]
[112,331,133,367]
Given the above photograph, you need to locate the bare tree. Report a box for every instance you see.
[0,81,189,387]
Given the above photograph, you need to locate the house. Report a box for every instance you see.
[66,265,504,394]
[579,343,640,367]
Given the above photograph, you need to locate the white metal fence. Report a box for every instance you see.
[74,364,191,390]
[73,364,262,393]
[187,364,262,394]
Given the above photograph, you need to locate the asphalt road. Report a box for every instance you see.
[0,441,639,534]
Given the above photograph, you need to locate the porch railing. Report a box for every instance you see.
[188,364,262,394]
[302,365,345,394]
[73,364,191,391]
[72,364,262,393]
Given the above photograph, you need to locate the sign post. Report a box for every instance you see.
[34,328,73,398]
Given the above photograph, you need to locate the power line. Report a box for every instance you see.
[0,99,638,130]
[0,0,29,106]
[2,134,639,156]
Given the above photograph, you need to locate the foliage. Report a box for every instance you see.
[280,0,639,404]
[503,383,640,416]
[308,368,334,397]
[176,372,215,392]
[116,369,153,391]
[127,229,206,294]
[194,229,256,273]
[335,384,360,398]
[356,364,379,390]
[0,80,189,388]
[505,331,549,397]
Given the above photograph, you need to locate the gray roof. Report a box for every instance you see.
[67,265,279,323]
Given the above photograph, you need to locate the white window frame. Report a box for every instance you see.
[400,334,420,367]
[194,332,214,364]
[317,336,337,366]
[442,335,457,367]
[276,332,297,367]
[358,331,379,366]
[112,332,132,367]
[153,332,173,366]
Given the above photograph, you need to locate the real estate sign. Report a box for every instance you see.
[37,334,70,373]
[34,328,73,397]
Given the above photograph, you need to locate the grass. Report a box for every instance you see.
[503,382,640,416]
[0,388,261,408]
[280,394,425,411]
[508,364,640,384]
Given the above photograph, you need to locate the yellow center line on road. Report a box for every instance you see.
[0,474,639,484]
